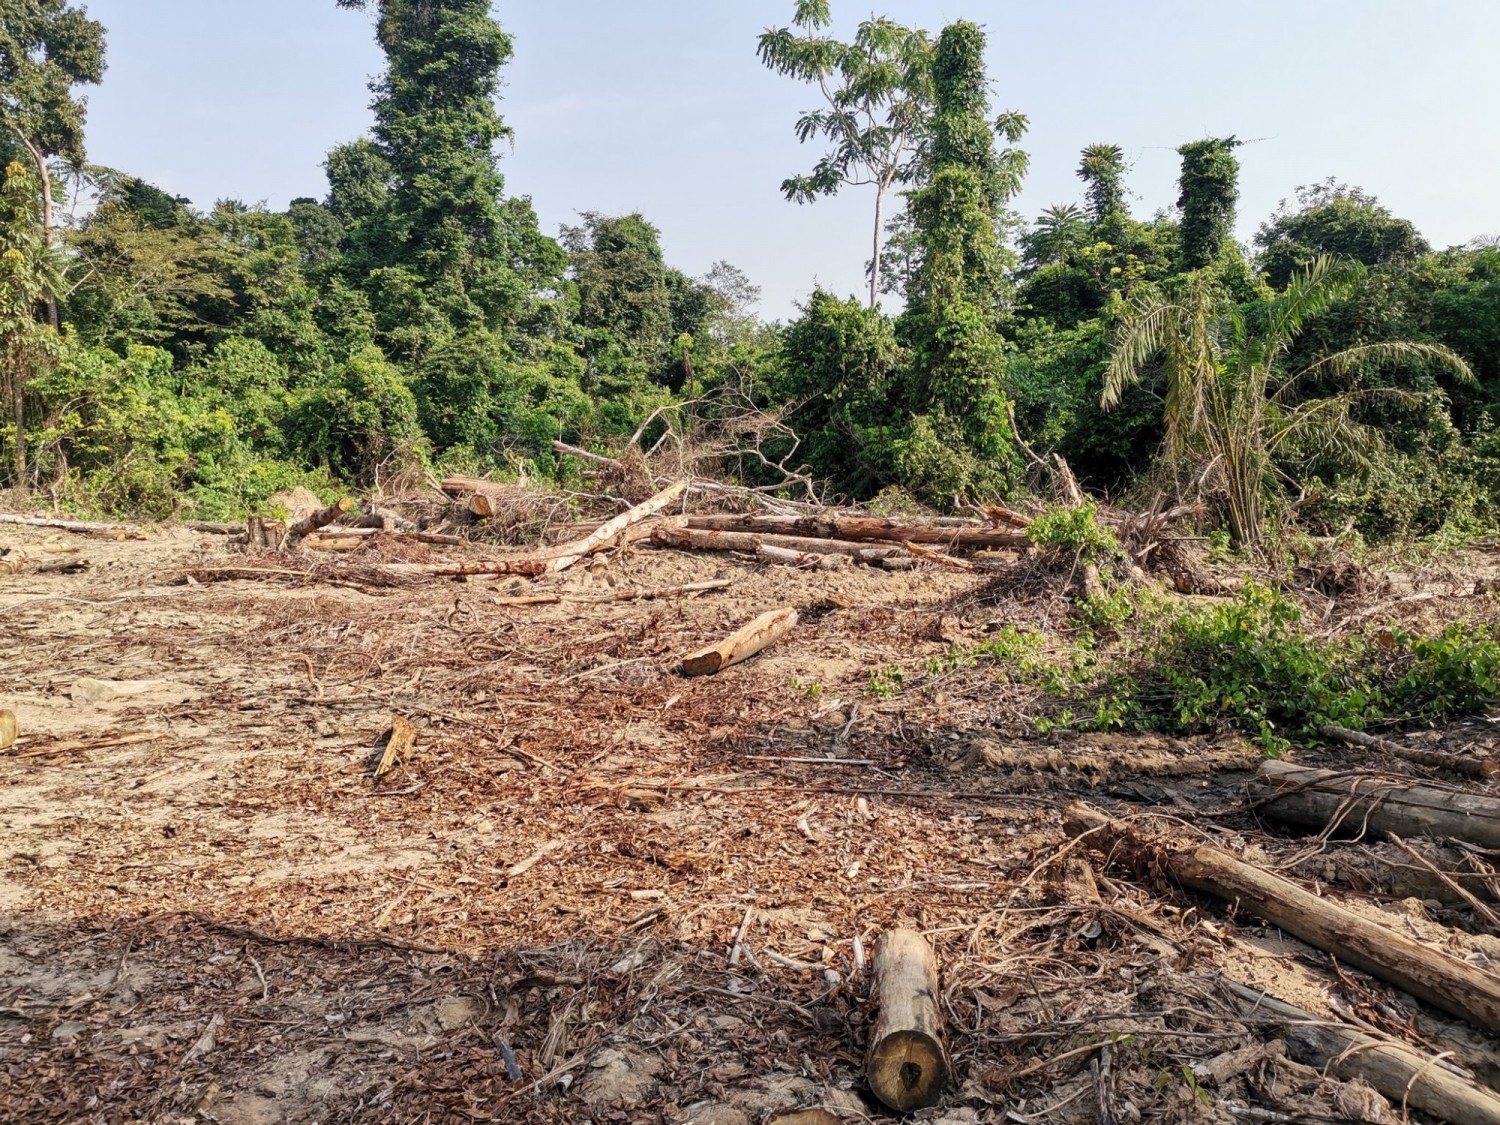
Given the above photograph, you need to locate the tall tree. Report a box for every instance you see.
[1177,136,1241,271]
[0,0,105,326]
[758,1,930,307]
[1255,180,1428,290]
[334,0,557,339]
[893,20,1019,500]
[1077,143,1126,224]
[0,160,61,484]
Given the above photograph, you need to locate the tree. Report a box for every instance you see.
[1177,137,1241,271]
[1255,180,1429,290]
[0,160,60,484]
[758,1,930,307]
[1102,257,1474,546]
[1077,143,1126,224]
[1024,203,1089,268]
[333,0,561,339]
[561,211,673,370]
[892,20,1020,503]
[0,0,104,327]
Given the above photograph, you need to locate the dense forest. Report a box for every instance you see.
[1,0,1497,548]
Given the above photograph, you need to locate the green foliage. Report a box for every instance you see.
[1387,624,1500,721]
[865,663,905,699]
[1256,181,1429,291]
[1078,144,1126,224]
[1027,500,1120,561]
[1176,137,1241,271]
[0,0,105,166]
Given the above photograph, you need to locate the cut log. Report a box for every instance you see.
[494,579,732,607]
[530,480,686,572]
[0,710,17,752]
[654,525,899,561]
[757,543,846,570]
[682,513,1028,551]
[439,475,496,496]
[1065,802,1500,1032]
[1225,981,1500,1125]
[1319,723,1499,781]
[301,535,366,553]
[288,497,354,539]
[343,508,418,532]
[1251,760,1500,850]
[681,608,797,677]
[865,928,948,1112]
[302,527,465,547]
[0,513,141,536]
[183,521,244,535]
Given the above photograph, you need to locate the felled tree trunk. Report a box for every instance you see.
[1319,724,1499,781]
[865,928,948,1112]
[1225,981,1500,1125]
[288,497,354,539]
[1066,802,1500,1032]
[680,608,797,677]
[1251,761,1500,850]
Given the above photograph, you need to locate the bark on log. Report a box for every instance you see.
[654,525,899,561]
[1251,760,1500,850]
[343,508,418,532]
[681,608,797,677]
[1065,802,1500,1032]
[865,928,948,1112]
[757,543,846,570]
[245,516,287,551]
[300,535,366,553]
[1320,723,1500,781]
[0,512,140,536]
[288,497,354,539]
[1225,981,1500,1125]
[494,579,732,607]
[533,480,686,572]
[682,513,1028,551]
[439,475,496,496]
[183,521,244,535]
[302,527,465,547]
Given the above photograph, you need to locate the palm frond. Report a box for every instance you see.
[1267,255,1363,344]
[1101,298,1184,409]
[1285,341,1477,394]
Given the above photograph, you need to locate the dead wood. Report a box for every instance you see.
[682,513,1029,551]
[552,440,625,474]
[865,928,948,1112]
[494,579,732,607]
[35,557,90,574]
[528,480,686,572]
[1251,761,1500,849]
[757,543,846,570]
[301,535,365,553]
[0,512,141,536]
[1065,802,1500,1032]
[680,608,797,677]
[654,525,899,561]
[182,521,243,535]
[0,710,16,752]
[1225,980,1500,1125]
[304,527,465,547]
[373,716,417,783]
[245,516,287,551]
[1319,723,1499,781]
[288,497,354,539]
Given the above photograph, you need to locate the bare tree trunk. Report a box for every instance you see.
[17,133,57,331]
[8,353,24,487]
[869,182,886,309]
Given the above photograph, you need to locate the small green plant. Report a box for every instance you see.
[865,664,905,699]
[790,676,824,699]
[1387,624,1500,720]
[1027,500,1120,561]
[1206,527,1233,564]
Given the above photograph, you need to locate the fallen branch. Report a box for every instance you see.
[302,526,465,547]
[552,440,625,474]
[531,480,686,572]
[757,543,846,570]
[1225,980,1500,1125]
[681,608,797,677]
[1320,723,1499,781]
[373,716,416,782]
[683,513,1028,551]
[1250,761,1500,850]
[1065,802,1500,1032]
[866,928,948,1112]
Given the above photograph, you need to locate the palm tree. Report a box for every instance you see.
[1102,257,1474,547]
[1027,203,1087,268]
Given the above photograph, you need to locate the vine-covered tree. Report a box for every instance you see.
[0,160,61,483]
[1077,143,1126,225]
[1177,136,1241,271]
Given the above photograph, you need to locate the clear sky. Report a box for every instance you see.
[78,1,1500,320]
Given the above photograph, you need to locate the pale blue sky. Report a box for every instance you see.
[78,1,1500,319]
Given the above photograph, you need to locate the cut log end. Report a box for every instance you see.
[867,1030,948,1112]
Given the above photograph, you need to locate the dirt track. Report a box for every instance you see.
[3,524,1498,1123]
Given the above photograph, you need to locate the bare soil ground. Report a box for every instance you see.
[2,524,1498,1123]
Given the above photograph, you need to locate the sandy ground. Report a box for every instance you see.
[2,522,1498,1123]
